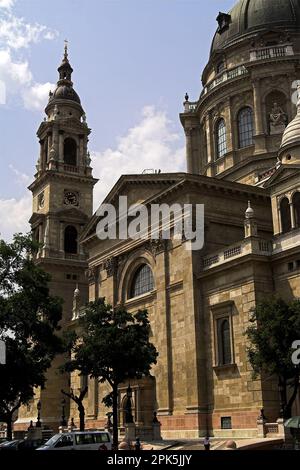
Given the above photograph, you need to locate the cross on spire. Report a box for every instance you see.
[64,39,69,60]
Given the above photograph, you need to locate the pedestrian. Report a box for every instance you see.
[135,437,141,451]
[204,436,210,451]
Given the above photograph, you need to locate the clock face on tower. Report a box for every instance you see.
[64,191,79,206]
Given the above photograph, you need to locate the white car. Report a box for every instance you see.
[36,431,112,451]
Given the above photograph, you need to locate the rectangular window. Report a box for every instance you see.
[288,262,294,272]
[217,317,232,365]
[221,417,232,429]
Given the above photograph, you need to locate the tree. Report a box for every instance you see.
[246,297,300,419]
[63,298,158,449]
[0,234,63,439]
[61,386,88,431]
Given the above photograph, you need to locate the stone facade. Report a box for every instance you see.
[17,0,300,440]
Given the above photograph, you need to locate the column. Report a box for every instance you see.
[58,131,64,163]
[290,201,296,229]
[52,125,59,160]
[59,222,64,255]
[39,140,44,171]
[225,98,233,153]
[205,114,213,163]
[185,127,194,173]
[135,387,142,425]
[79,135,84,166]
[252,79,264,135]
[252,78,267,153]
[47,133,52,162]
[278,204,283,233]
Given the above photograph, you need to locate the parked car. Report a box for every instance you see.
[36,431,112,451]
[0,440,23,450]
[0,438,44,451]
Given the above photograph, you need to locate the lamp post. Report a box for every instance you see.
[61,398,67,427]
[36,400,42,428]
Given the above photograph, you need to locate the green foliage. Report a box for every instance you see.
[245,297,300,418]
[0,233,63,426]
[64,297,158,390]
[63,297,158,448]
[246,297,300,379]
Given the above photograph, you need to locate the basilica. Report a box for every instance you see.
[16,0,300,439]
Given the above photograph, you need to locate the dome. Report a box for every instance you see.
[211,0,300,54]
[49,84,81,104]
[245,201,254,218]
[280,112,300,149]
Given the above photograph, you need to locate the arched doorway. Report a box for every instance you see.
[280,197,291,233]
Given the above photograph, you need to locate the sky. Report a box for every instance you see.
[0,0,235,240]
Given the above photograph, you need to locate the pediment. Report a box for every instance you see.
[264,164,300,188]
[81,173,185,242]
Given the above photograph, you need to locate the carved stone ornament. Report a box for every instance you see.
[147,237,167,258]
[104,257,118,277]
[86,266,97,283]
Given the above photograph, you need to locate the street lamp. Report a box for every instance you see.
[60,398,67,427]
[36,400,42,428]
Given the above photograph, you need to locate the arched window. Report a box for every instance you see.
[293,192,300,228]
[217,318,232,365]
[216,119,227,159]
[130,264,154,298]
[64,138,77,166]
[280,197,291,234]
[216,61,225,74]
[238,107,254,148]
[64,225,78,254]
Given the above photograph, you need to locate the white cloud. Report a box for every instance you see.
[22,81,55,111]
[92,106,185,207]
[0,0,15,9]
[0,106,185,240]
[0,12,58,50]
[0,194,31,240]
[0,48,32,89]
[9,164,31,186]
[0,4,58,110]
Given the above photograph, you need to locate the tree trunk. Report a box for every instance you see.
[112,383,119,450]
[78,403,85,431]
[6,415,13,441]
[279,377,288,418]
[286,376,300,419]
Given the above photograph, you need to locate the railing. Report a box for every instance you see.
[203,237,273,270]
[265,423,279,435]
[250,44,294,62]
[202,65,248,97]
[63,164,79,173]
[224,245,242,260]
[183,101,198,113]
[203,255,220,268]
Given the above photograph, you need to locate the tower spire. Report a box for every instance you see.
[58,40,73,83]
[64,39,69,61]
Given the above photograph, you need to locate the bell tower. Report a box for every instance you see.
[17,44,98,430]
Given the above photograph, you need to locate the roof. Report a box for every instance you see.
[211,0,300,55]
